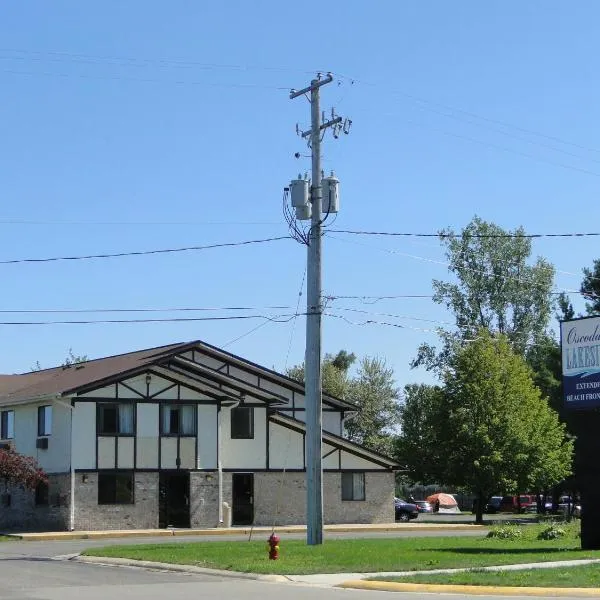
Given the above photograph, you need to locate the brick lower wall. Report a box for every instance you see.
[253,471,395,526]
[0,473,70,532]
[73,471,158,530]
[189,471,232,528]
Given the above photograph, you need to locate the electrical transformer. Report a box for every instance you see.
[290,174,310,208]
[321,171,339,214]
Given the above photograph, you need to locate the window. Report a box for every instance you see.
[231,406,254,439]
[37,405,52,436]
[35,482,49,506]
[341,472,366,501]
[161,405,196,435]
[98,472,134,504]
[0,410,14,439]
[97,403,134,435]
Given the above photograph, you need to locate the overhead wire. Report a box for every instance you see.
[0,313,304,326]
[0,235,291,265]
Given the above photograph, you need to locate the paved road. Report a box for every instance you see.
[0,538,588,600]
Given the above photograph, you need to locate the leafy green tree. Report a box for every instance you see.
[286,349,355,399]
[407,331,573,524]
[413,216,555,372]
[344,357,401,456]
[581,259,600,314]
[395,383,446,483]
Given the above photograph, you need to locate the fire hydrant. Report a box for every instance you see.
[268,532,280,560]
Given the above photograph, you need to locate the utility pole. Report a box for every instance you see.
[289,74,348,545]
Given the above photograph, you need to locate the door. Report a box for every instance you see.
[159,472,190,528]
[232,473,254,525]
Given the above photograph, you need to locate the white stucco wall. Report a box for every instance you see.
[269,422,303,469]
[221,406,266,468]
[197,404,217,469]
[72,402,96,469]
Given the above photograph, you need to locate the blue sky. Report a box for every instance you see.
[1,1,600,389]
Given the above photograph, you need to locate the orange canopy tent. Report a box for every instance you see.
[426,493,458,508]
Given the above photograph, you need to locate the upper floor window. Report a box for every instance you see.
[0,410,14,439]
[231,406,254,439]
[38,405,52,437]
[161,404,196,436]
[97,403,134,435]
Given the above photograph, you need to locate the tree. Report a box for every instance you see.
[287,351,401,456]
[344,357,401,456]
[32,348,88,371]
[413,216,555,372]
[286,350,355,400]
[395,383,446,483]
[403,331,573,524]
[0,446,47,492]
[581,259,600,314]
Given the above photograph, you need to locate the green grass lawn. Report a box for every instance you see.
[83,523,599,575]
[376,563,600,588]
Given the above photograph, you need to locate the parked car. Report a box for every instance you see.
[485,496,503,513]
[414,500,433,513]
[394,497,419,522]
[545,496,581,517]
[499,495,537,513]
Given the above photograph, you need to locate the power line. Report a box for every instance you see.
[1,68,293,91]
[0,314,303,326]
[0,218,280,227]
[0,305,293,314]
[0,48,326,77]
[284,267,307,370]
[328,229,600,239]
[339,74,600,156]
[0,235,291,265]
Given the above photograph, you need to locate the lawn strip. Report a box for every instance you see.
[82,527,600,575]
[373,562,600,588]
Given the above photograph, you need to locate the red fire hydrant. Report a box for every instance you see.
[268,532,280,560]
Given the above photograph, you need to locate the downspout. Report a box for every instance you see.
[218,398,240,525]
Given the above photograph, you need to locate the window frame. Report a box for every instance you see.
[230,405,254,440]
[160,403,197,437]
[341,471,366,501]
[97,471,135,505]
[0,410,14,440]
[97,403,135,436]
[37,405,52,437]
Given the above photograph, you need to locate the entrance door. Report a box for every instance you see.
[159,472,190,528]
[232,473,254,525]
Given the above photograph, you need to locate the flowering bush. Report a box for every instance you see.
[0,446,47,491]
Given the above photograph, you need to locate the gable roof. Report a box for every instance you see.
[270,412,399,469]
[0,340,356,410]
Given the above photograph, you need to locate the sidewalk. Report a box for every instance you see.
[6,521,484,541]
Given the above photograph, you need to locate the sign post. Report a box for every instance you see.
[561,316,600,549]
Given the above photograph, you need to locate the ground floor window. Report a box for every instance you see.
[341,472,365,501]
[98,471,134,505]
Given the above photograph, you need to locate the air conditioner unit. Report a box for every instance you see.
[0,442,11,450]
[36,437,49,450]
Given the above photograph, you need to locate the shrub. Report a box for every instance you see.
[486,524,523,540]
[538,524,566,540]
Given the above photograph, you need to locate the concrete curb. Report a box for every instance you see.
[4,523,485,542]
[338,580,600,597]
[74,555,279,581]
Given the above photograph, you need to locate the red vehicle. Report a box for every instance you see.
[499,494,536,513]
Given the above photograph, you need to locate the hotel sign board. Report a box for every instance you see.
[561,316,600,409]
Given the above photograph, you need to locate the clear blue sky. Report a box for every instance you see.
[1,1,600,388]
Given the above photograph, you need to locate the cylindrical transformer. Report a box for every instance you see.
[295,204,311,221]
[290,175,310,208]
[321,171,339,214]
